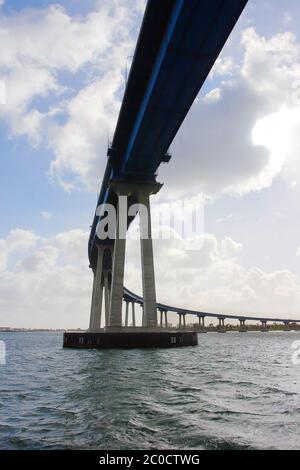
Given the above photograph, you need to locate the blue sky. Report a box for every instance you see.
[1,0,300,328]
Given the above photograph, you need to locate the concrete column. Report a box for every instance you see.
[284,322,290,331]
[218,317,226,333]
[178,314,182,329]
[261,320,269,332]
[239,319,247,333]
[108,194,127,328]
[125,301,129,327]
[89,245,104,331]
[164,310,168,328]
[183,314,186,329]
[142,305,145,327]
[159,310,163,328]
[198,316,206,333]
[139,192,157,328]
[132,302,136,327]
[104,272,110,327]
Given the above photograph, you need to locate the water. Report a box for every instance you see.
[0,331,299,450]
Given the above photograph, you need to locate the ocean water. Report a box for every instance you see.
[0,331,299,450]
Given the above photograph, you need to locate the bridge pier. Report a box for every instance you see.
[125,301,129,327]
[284,321,291,331]
[106,180,162,329]
[159,309,168,328]
[104,270,111,327]
[89,245,105,331]
[108,188,127,328]
[217,317,226,333]
[198,316,207,333]
[131,302,136,327]
[239,319,247,333]
[164,310,168,328]
[139,190,159,328]
[159,310,163,328]
[261,320,269,332]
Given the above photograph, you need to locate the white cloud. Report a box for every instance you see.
[0,228,90,328]
[48,72,122,191]
[0,226,299,328]
[221,237,243,258]
[0,1,143,191]
[204,87,221,103]
[159,27,300,200]
[0,229,39,270]
[209,56,236,79]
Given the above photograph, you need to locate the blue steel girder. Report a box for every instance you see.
[119,0,249,178]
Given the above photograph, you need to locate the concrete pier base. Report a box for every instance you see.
[63,330,198,349]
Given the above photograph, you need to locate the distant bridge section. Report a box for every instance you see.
[123,288,300,325]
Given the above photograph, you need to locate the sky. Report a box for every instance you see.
[1,0,300,328]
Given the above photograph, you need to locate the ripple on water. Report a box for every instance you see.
[0,331,300,450]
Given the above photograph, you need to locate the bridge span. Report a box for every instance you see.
[123,288,300,333]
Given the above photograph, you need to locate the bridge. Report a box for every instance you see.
[64,0,300,349]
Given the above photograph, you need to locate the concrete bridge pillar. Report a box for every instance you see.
[284,321,291,331]
[239,319,247,333]
[217,317,226,333]
[178,313,182,329]
[261,320,269,332]
[108,191,127,328]
[142,304,145,327]
[107,180,161,329]
[104,271,111,327]
[164,310,168,328]
[183,314,186,329]
[159,310,163,328]
[125,301,129,327]
[198,316,207,333]
[138,190,159,328]
[131,302,136,327]
[89,245,105,331]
